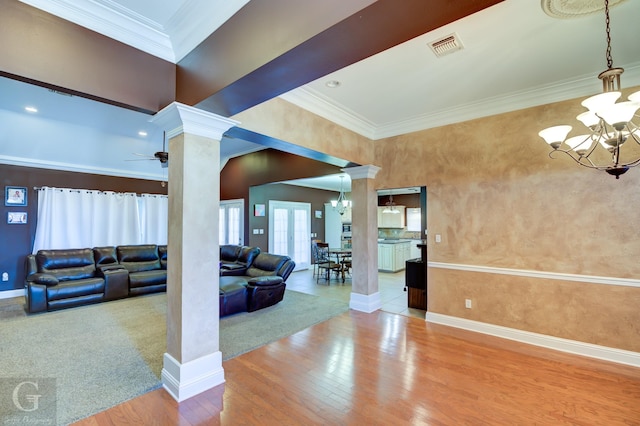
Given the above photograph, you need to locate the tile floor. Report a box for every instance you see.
[285,266,426,319]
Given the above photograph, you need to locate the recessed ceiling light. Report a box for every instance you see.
[325,80,341,88]
[138,131,148,137]
[25,106,38,113]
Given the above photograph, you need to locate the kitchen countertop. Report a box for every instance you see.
[377,239,412,244]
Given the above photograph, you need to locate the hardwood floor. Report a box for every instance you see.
[73,305,640,424]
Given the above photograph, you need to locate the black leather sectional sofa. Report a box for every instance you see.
[25,244,167,313]
[25,243,295,316]
[218,244,295,316]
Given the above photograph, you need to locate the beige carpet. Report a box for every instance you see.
[0,290,348,425]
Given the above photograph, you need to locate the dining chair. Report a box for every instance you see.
[315,242,341,284]
[340,254,352,281]
[311,240,324,277]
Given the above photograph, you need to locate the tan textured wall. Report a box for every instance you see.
[234,90,640,352]
[232,97,375,166]
[429,268,640,351]
[375,86,640,352]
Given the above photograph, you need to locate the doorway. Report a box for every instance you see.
[268,200,311,271]
[220,199,244,245]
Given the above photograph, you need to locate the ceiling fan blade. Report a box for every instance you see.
[125,158,156,161]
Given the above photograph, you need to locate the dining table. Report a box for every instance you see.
[329,247,352,283]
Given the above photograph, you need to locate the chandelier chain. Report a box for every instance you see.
[604,0,612,69]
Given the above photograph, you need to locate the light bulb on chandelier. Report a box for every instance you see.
[538,0,640,179]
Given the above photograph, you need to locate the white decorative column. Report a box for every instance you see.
[151,102,239,402]
[343,165,381,313]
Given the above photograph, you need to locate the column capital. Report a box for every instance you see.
[342,165,381,180]
[150,102,239,140]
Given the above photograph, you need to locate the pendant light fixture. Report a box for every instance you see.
[538,0,640,179]
[382,192,400,214]
[330,176,350,215]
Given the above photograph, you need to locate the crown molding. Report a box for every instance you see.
[168,0,251,62]
[0,155,164,182]
[20,0,251,63]
[20,0,175,62]
[279,89,377,140]
[283,62,640,141]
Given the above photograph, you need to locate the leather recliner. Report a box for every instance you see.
[117,245,167,296]
[219,250,295,316]
[220,245,261,276]
[25,248,129,313]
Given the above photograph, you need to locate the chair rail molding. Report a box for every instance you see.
[428,261,640,288]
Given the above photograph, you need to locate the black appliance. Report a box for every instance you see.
[405,243,427,310]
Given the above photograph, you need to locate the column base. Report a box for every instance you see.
[162,351,225,402]
[349,291,381,313]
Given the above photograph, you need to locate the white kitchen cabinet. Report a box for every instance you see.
[393,244,406,271]
[378,244,394,271]
[378,241,411,272]
[377,206,406,228]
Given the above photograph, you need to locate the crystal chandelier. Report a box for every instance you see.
[538,0,640,179]
[331,176,350,215]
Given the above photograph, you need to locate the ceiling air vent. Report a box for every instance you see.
[428,33,464,57]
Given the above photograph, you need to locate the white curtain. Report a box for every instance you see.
[32,187,167,253]
[138,194,168,245]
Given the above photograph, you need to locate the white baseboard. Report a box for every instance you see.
[162,351,225,402]
[0,289,25,299]
[425,312,640,368]
[350,291,382,313]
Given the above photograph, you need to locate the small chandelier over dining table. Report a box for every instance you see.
[538,0,640,179]
[331,176,351,215]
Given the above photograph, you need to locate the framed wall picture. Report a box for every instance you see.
[315,210,323,219]
[7,212,28,224]
[5,186,27,206]
[254,204,266,217]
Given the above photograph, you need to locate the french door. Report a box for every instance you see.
[219,199,244,245]
[268,201,310,271]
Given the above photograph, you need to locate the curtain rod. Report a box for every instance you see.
[33,186,166,197]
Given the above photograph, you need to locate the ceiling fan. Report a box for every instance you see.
[127,131,169,187]
[129,131,168,168]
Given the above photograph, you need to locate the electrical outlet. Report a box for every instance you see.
[465,299,472,309]
[1,272,8,282]
[435,234,442,243]
[252,229,259,234]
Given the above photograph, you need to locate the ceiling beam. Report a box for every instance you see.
[177,0,504,117]
[225,127,359,169]
[0,0,175,114]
